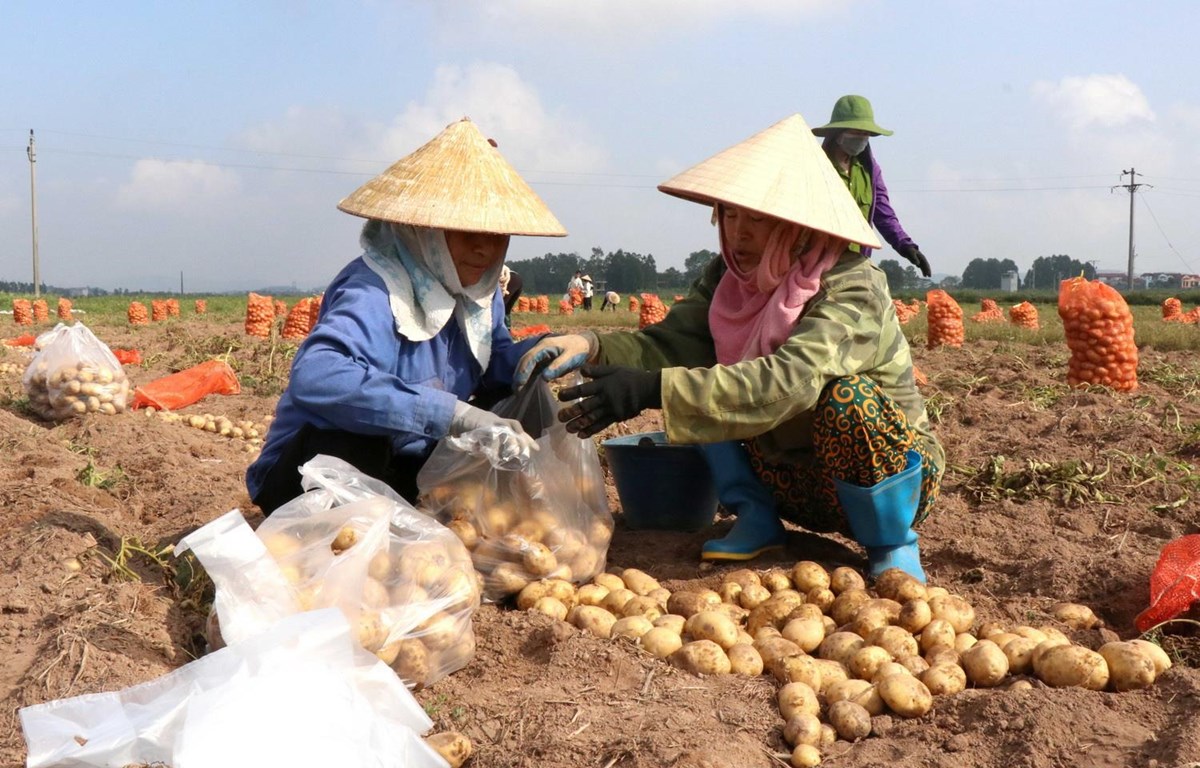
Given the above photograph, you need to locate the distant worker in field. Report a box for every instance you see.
[246,118,565,513]
[581,274,595,311]
[499,263,524,321]
[813,95,931,279]
[566,270,584,301]
[600,290,621,311]
[515,113,942,580]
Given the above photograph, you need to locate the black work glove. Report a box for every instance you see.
[902,245,932,278]
[557,365,662,438]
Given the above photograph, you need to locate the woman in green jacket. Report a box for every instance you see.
[514,114,943,582]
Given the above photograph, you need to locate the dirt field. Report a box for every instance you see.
[1,316,1199,768]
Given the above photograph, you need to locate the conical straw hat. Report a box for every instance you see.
[338,118,567,237]
[658,113,880,249]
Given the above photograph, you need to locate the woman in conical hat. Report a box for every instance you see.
[247,118,566,513]
[515,114,944,582]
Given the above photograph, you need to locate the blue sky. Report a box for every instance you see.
[2,1,1197,292]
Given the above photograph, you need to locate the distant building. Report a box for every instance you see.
[1182,275,1200,289]
[1000,271,1020,292]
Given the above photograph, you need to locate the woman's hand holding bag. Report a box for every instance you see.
[557,365,662,438]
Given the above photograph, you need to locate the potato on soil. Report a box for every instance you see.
[1128,639,1172,676]
[1099,642,1157,691]
[874,568,927,603]
[737,583,772,610]
[575,583,610,607]
[778,681,820,720]
[1000,637,1039,675]
[849,645,894,680]
[756,636,804,667]
[1035,644,1109,690]
[920,619,957,653]
[727,643,764,676]
[867,626,919,660]
[812,659,849,695]
[783,713,823,747]
[600,588,636,615]
[532,596,569,621]
[791,561,831,592]
[724,568,762,589]
[620,567,660,596]
[791,743,822,767]
[928,595,975,634]
[877,673,933,717]
[961,640,1009,687]
[667,590,722,618]
[873,661,913,682]
[818,631,865,666]
[672,639,732,676]
[829,588,871,626]
[1052,602,1100,630]
[782,617,826,653]
[770,653,823,690]
[685,610,739,649]
[426,731,473,768]
[593,572,626,592]
[570,605,617,639]
[622,595,665,621]
[829,566,866,594]
[806,587,836,613]
[641,627,684,659]
[653,614,686,634]
[828,699,872,742]
[611,615,655,641]
[761,568,793,592]
[898,599,933,634]
[920,663,967,696]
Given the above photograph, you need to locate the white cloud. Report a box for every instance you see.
[1031,74,1155,130]
[115,159,241,211]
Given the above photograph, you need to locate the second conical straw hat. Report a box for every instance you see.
[658,113,880,249]
[338,118,567,237]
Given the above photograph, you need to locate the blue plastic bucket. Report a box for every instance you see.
[601,431,718,531]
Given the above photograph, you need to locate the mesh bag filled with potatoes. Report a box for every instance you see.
[22,322,130,421]
[254,456,482,689]
[417,376,613,602]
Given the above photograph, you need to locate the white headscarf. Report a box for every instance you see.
[360,220,501,371]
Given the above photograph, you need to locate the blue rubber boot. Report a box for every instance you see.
[699,441,786,561]
[833,449,927,583]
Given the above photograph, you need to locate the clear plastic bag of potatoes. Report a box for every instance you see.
[416,375,613,602]
[22,322,130,420]
[185,455,482,690]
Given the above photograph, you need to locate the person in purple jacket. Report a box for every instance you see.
[813,95,931,278]
[247,118,567,513]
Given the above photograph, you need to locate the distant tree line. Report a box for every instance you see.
[507,247,721,295]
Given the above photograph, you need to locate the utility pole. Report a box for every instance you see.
[1116,168,1147,291]
[27,130,40,298]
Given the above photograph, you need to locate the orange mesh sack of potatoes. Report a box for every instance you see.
[166,298,180,317]
[535,295,549,314]
[1009,301,1040,330]
[12,299,33,326]
[127,301,149,325]
[1058,276,1138,392]
[1162,298,1182,321]
[245,292,275,337]
[516,296,531,313]
[152,299,168,322]
[56,298,73,321]
[22,323,130,421]
[558,299,574,315]
[569,287,583,307]
[32,299,49,323]
[925,289,964,348]
[182,455,481,690]
[281,297,314,340]
[309,293,324,327]
[417,375,613,602]
[971,298,1004,324]
[629,295,640,313]
[639,294,668,329]
[194,299,208,315]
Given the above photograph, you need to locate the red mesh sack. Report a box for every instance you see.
[926,290,964,348]
[639,294,667,329]
[1057,277,1137,391]
[32,299,49,323]
[1135,535,1200,632]
[57,298,73,321]
[511,323,550,341]
[628,296,640,313]
[1162,298,1182,321]
[4,334,36,347]
[568,287,583,307]
[113,348,143,365]
[131,359,241,411]
[558,299,574,315]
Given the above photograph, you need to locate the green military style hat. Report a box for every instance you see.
[811,95,894,137]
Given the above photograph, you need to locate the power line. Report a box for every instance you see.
[1140,193,1194,273]
[1113,169,1149,289]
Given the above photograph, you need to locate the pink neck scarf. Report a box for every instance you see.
[709,215,847,365]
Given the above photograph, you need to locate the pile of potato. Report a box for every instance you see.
[421,457,612,602]
[258,496,482,690]
[25,358,130,420]
[520,562,1170,767]
[147,409,270,453]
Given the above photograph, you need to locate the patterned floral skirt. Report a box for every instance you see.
[744,375,941,534]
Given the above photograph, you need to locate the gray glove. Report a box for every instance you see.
[450,401,538,453]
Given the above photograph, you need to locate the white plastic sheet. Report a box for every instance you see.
[20,609,446,768]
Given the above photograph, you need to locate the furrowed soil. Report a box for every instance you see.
[1,315,1199,768]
